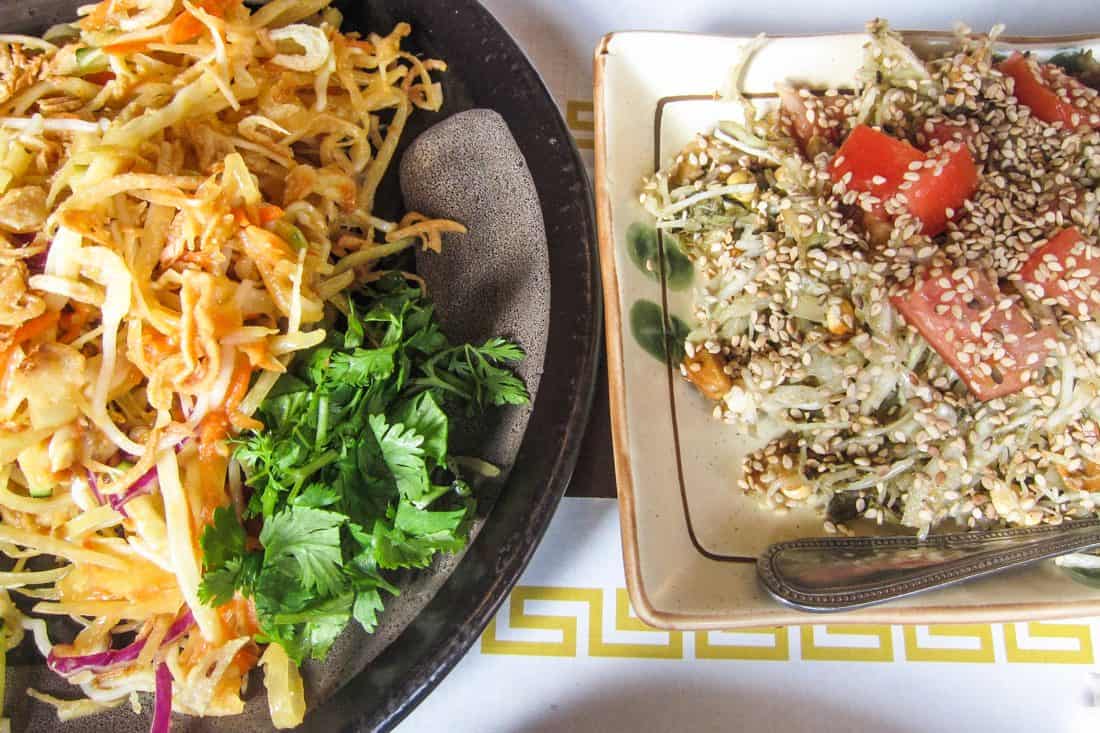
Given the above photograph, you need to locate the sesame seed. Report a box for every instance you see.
[662,35,1100,537]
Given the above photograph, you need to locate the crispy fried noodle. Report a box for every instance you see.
[0,0,463,728]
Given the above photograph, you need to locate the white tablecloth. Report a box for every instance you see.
[404,499,1099,732]
[401,3,1100,731]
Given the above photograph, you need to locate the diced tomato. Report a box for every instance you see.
[830,124,922,199]
[1019,226,1100,318]
[831,125,978,237]
[779,86,850,154]
[901,143,979,237]
[892,266,1055,401]
[999,52,1100,130]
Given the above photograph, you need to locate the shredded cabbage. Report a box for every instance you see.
[260,641,306,729]
[643,21,1100,537]
[0,0,466,728]
[269,24,331,72]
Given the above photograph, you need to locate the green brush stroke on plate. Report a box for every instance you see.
[1061,565,1100,590]
[626,222,693,290]
[630,299,689,362]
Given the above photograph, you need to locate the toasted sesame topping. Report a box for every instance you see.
[639,22,1100,535]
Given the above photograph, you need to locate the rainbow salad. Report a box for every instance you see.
[0,0,527,729]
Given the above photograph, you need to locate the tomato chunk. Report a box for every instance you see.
[830,125,978,237]
[1019,226,1100,318]
[779,86,849,154]
[830,124,922,199]
[999,52,1100,129]
[901,143,979,237]
[892,266,1055,401]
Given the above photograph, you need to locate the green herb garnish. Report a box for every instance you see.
[198,273,527,663]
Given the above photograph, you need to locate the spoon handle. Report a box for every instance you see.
[757,518,1100,612]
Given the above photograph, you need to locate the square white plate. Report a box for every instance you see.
[595,29,1100,628]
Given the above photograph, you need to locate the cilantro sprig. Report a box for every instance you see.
[198,274,527,663]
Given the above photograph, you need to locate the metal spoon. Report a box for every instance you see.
[757,518,1100,611]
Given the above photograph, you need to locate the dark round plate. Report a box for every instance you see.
[0,1,600,731]
[306,3,601,729]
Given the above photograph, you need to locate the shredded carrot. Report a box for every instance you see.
[232,204,283,227]
[165,0,237,44]
[218,595,260,638]
[257,204,284,226]
[0,351,18,385]
[81,0,113,31]
[3,310,60,352]
[197,355,252,460]
[197,411,230,461]
[142,330,177,364]
[0,310,60,382]
[194,428,230,533]
[212,641,260,702]
[224,355,253,413]
[165,13,205,44]
[103,40,152,56]
[194,0,237,16]
[179,627,210,667]
[231,642,259,676]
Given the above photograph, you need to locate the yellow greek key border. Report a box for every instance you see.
[801,625,894,662]
[695,627,789,661]
[481,586,1096,664]
[482,587,682,658]
[565,99,594,150]
[902,624,995,663]
[1003,622,1094,664]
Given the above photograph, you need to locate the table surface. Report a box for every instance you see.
[403,497,1100,733]
[402,1,1100,731]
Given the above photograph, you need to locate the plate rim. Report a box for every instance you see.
[334,5,602,731]
[595,28,1100,630]
[0,0,582,728]
[327,6,605,730]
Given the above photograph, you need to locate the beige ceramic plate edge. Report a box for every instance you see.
[594,29,1100,629]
